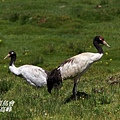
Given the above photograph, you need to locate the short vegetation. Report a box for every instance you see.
[0,0,120,119]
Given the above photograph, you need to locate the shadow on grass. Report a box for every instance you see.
[63,91,90,104]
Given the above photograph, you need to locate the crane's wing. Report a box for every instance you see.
[19,65,47,87]
[58,52,103,79]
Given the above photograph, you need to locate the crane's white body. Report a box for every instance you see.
[58,52,103,80]
[9,64,47,87]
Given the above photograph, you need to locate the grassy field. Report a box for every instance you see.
[0,0,120,119]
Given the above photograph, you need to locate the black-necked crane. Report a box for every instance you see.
[47,36,110,100]
[4,51,48,87]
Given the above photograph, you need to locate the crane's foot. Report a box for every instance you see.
[73,93,77,100]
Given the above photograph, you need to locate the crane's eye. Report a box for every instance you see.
[99,36,104,41]
[10,51,14,55]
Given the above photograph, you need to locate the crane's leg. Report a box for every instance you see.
[72,78,79,100]
[72,83,77,100]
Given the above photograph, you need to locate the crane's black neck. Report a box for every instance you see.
[10,55,16,66]
[93,38,103,54]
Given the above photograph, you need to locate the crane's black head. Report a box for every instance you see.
[4,51,16,66]
[93,36,110,47]
[9,51,16,57]
[93,36,104,44]
[4,51,16,58]
[47,68,62,93]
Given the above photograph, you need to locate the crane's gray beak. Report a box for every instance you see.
[103,41,110,48]
[4,54,10,59]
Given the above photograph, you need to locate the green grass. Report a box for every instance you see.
[0,0,120,119]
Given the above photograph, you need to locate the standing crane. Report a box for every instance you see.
[47,36,110,100]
